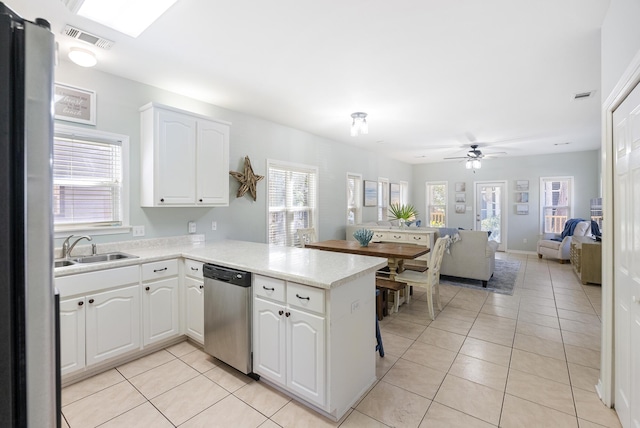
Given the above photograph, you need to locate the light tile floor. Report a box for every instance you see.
[61,253,622,427]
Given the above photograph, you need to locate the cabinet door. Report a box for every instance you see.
[85,285,141,366]
[286,307,325,407]
[157,109,197,205]
[196,119,229,206]
[143,277,180,346]
[184,276,204,344]
[253,297,286,387]
[60,297,86,376]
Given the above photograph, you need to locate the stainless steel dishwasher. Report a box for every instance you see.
[203,264,254,376]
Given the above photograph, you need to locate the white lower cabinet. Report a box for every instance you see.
[142,260,180,346]
[286,306,325,405]
[253,275,326,408]
[85,285,141,366]
[183,259,205,344]
[57,265,141,377]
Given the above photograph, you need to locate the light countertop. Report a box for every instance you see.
[54,239,387,289]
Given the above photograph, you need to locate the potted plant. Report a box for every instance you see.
[388,203,419,228]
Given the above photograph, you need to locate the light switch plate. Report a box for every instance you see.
[132,225,145,237]
[211,221,217,231]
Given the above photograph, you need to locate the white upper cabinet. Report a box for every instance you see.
[140,103,230,207]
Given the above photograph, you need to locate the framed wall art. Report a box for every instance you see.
[364,180,377,206]
[455,203,466,214]
[515,180,529,191]
[516,192,529,203]
[455,182,466,192]
[54,83,96,125]
[516,204,529,215]
[455,193,466,203]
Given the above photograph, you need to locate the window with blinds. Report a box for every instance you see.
[347,173,362,225]
[377,178,389,221]
[53,127,127,230]
[540,176,573,234]
[426,181,447,227]
[267,160,318,247]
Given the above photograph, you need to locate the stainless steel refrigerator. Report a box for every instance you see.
[0,2,58,426]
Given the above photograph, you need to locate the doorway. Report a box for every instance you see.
[474,181,507,251]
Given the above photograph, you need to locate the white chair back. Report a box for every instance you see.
[296,228,317,247]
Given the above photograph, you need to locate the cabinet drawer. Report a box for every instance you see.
[184,259,204,279]
[387,232,406,242]
[371,231,389,242]
[254,274,285,303]
[287,282,325,314]
[405,233,429,247]
[142,259,178,281]
[56,265,139,298]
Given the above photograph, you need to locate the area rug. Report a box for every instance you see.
[439,259,521,295]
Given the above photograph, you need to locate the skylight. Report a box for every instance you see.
[74,0,178,38]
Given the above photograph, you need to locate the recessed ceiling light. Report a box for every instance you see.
[68,47,97,67]
[68,0,178,38]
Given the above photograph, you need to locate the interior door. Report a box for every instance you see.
[613,81,640,428]
[475,181,506,251]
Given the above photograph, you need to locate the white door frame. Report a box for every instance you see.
[600,49,640,407]
[473,180,508,252]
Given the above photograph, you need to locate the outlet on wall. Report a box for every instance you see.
[188,221,196,234]
[211,221,217,231]
[132,225,145,237]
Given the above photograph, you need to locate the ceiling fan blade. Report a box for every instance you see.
[443,156,470,160]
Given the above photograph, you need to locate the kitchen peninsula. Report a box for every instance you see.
[54,237,387,421]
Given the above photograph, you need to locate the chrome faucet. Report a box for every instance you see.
[61,235,92,258]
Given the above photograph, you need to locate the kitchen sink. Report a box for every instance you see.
[54,259,76,268]
[74,252,138,264]
[54,252,138,267]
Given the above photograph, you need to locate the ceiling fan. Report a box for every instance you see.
[443,144,506,160]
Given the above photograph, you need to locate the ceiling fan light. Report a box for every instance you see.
[350,112,368,136]
[473,159,482,169]
[465,160,472,169]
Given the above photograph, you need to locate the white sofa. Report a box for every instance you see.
[346,223,498,286]
[537,220,591,263]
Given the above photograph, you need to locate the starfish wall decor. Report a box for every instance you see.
[229,156,264,201]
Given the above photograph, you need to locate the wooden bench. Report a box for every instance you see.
[376,277,408,314]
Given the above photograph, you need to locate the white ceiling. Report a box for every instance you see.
[16,0,610,164]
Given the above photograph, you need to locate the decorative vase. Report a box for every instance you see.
[353,228,374,247]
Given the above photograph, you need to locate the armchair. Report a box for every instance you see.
[537,220,591,263]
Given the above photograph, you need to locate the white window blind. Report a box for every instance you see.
[540,176,573,234]
[267,161,318,247]
[347,173,362,225]
[378,177,389,221]
[426,181,447,227]
[53,131,123,228]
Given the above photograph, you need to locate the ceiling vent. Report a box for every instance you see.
[573,91,594,100]
[63,25,114,50]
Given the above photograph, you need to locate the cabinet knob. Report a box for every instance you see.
[88,299,94,304]
[160,198,165,202]
[199,198,203,202]
[145,286,150,291]
[278,310,284,316]
[285,312,291,317]
[78,301,84,306]
[199,285,204,289]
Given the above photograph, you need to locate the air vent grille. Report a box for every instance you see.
[573,91,593,100]
[63,25,114,50]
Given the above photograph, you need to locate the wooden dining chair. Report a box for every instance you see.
[296,228,317,247]
[393,236,448,320]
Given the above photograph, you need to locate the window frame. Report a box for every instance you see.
[346,172,362,225]
[425,181,448,227]
[266,159,319,247]
[53,124,130,238]
[400,181,409,206]
[540,176,574,234]
[377,177,389,221]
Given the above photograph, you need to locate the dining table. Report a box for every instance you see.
[304,239,429,279]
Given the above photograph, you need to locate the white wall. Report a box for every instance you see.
[53,61,412,246]
[601,0,640,100]
[412,151,600,252]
